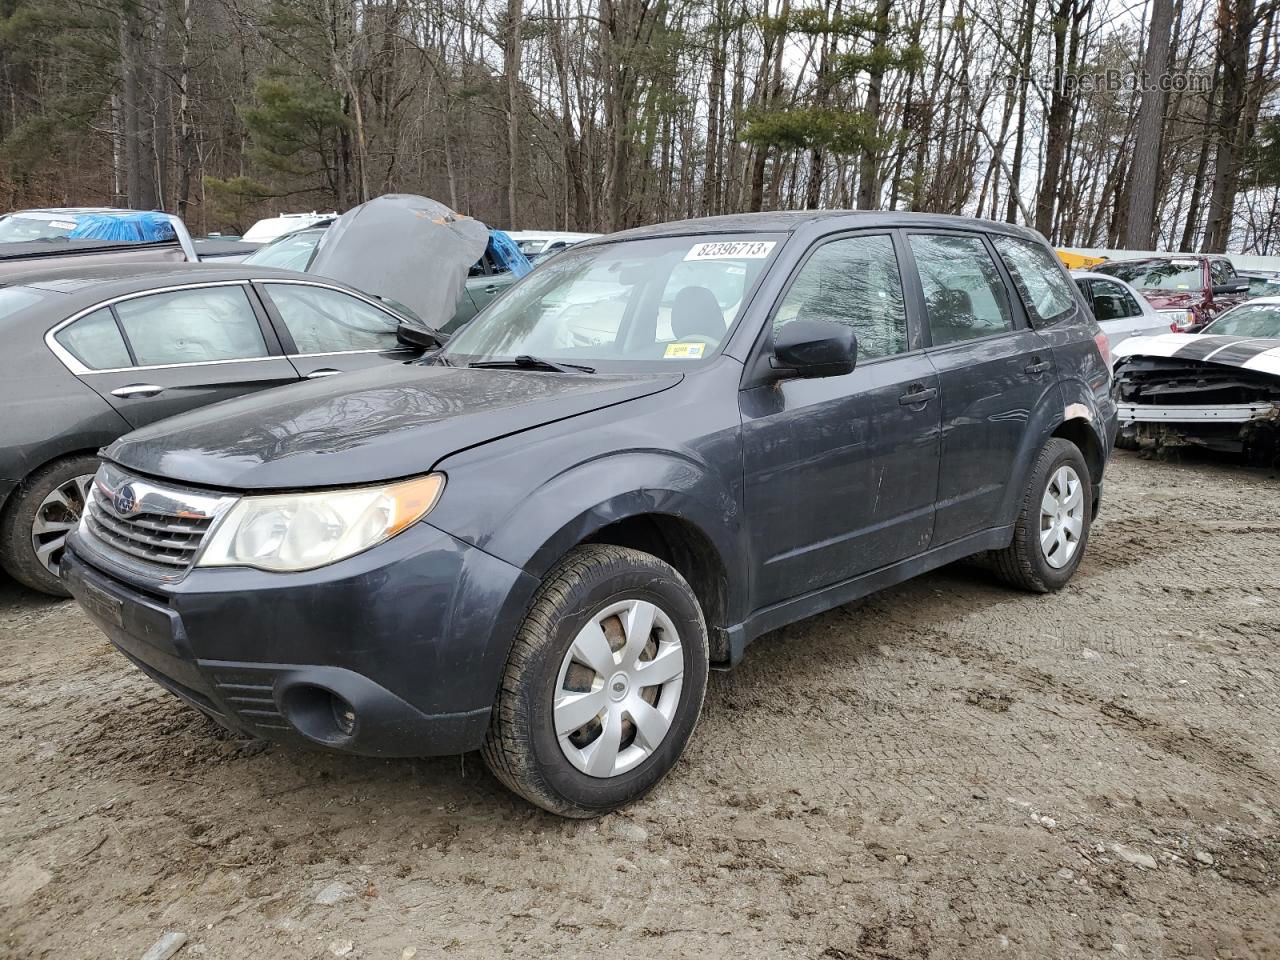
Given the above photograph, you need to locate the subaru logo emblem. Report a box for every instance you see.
[114,484,138,515]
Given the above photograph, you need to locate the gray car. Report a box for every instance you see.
[0,262,435,596]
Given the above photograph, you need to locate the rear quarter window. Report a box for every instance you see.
[992,236,1078,327]
[53,307,132,370]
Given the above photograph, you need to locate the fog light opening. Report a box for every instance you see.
[280,684,358,744]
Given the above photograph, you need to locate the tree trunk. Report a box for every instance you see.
[1006,0,1037,223]
[1122,0,1174,248]
[1202,0,1256,252]
[856,0,892,209]
[504,0,523,228]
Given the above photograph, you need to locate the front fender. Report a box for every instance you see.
[450,450,748,620]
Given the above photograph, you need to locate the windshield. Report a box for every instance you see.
[244,229,324,269]
[516,238,546,254]
[439,234,784,371]
[1203,302,1280,338]
[1097,259,1203,292]
[0,213,79,243]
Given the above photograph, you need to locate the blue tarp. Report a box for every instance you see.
[488,229,533,277]
[67,212,176,244]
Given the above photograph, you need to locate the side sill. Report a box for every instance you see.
[714,525,1014,669]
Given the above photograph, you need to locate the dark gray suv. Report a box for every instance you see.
[63,212,1118,816]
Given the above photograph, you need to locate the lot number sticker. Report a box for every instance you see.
[664,342,706,359]
[684,240,776,261]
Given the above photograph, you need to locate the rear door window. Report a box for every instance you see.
[1210,260,1236,284]
[114,285,269,366]
[991,235,1076,326]
[263,283,401,353]
[909,234,1013,346]
[53,307,132,370]
[1087,278,1142,322]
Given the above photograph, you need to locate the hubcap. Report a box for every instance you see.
[1039,464,1084,569]
[30,474,95,578]
[553,598,684,778]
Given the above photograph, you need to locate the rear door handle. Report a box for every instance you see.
[306,368,343,379]
[1025,358,1052,375]
[110,383,164,398]
[899,386,938,406]
[484,285,498,295]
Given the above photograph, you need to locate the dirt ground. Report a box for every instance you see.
[2,450,1279,960]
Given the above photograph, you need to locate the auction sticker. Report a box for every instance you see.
[684,240,776,261]
[664,342,705,359]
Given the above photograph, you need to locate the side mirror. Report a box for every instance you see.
[396,320,446,350]
[1212,281,1248,295]
[771,319,857,379]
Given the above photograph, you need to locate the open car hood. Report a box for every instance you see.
[308,194,489,330]
[1114,333,1280,378]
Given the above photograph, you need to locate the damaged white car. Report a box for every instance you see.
[1113,297,1280,462]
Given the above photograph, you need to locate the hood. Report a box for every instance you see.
[104,364,681,490]
[308,194,489,330]
[1114,332,1280,377]
[1141,290,1202,310]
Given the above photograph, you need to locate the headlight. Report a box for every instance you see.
[1158,308,1196,331]
[197,474,445,572]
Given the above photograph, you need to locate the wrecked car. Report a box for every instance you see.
[1094,255,1250,332]
[63,211,1115,816]
[1113,297,1280,462]
[242,196,531,333]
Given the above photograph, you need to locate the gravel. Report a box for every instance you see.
[2,451,1278,958]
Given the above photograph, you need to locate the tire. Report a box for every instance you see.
[0,454,99,597]
[990,438,1092,594]
[481,544,709,817]
[1114,426,1139,451]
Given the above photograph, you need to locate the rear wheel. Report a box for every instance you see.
[991,438,1092,593]
[0,454,99,597]
[481,545,709,817]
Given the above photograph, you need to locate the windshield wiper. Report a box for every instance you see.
[468,355,595,374]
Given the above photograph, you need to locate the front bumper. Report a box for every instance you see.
[63,520,538,757]
[1118,401,1280,424]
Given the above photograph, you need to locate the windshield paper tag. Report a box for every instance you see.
[664,342,705,359]
[684,240,776,261]
[48,220,77,230]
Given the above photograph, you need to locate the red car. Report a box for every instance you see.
[1094,255,1250,332]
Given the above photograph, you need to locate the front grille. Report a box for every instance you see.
[80,464,237,574]
[85,499,213,567]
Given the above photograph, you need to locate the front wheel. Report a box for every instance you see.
[481,545,709,817]
[990,438,1092,593]
[0,455,99,597]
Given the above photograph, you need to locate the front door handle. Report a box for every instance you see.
[306,368,343,379]
[1025,358,1052,375]
[484,285,499,295]
[898,385,938,406]
[110,383,164,398]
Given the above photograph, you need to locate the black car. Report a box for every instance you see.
[64,212,1118,816]
[0,263,437,595]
